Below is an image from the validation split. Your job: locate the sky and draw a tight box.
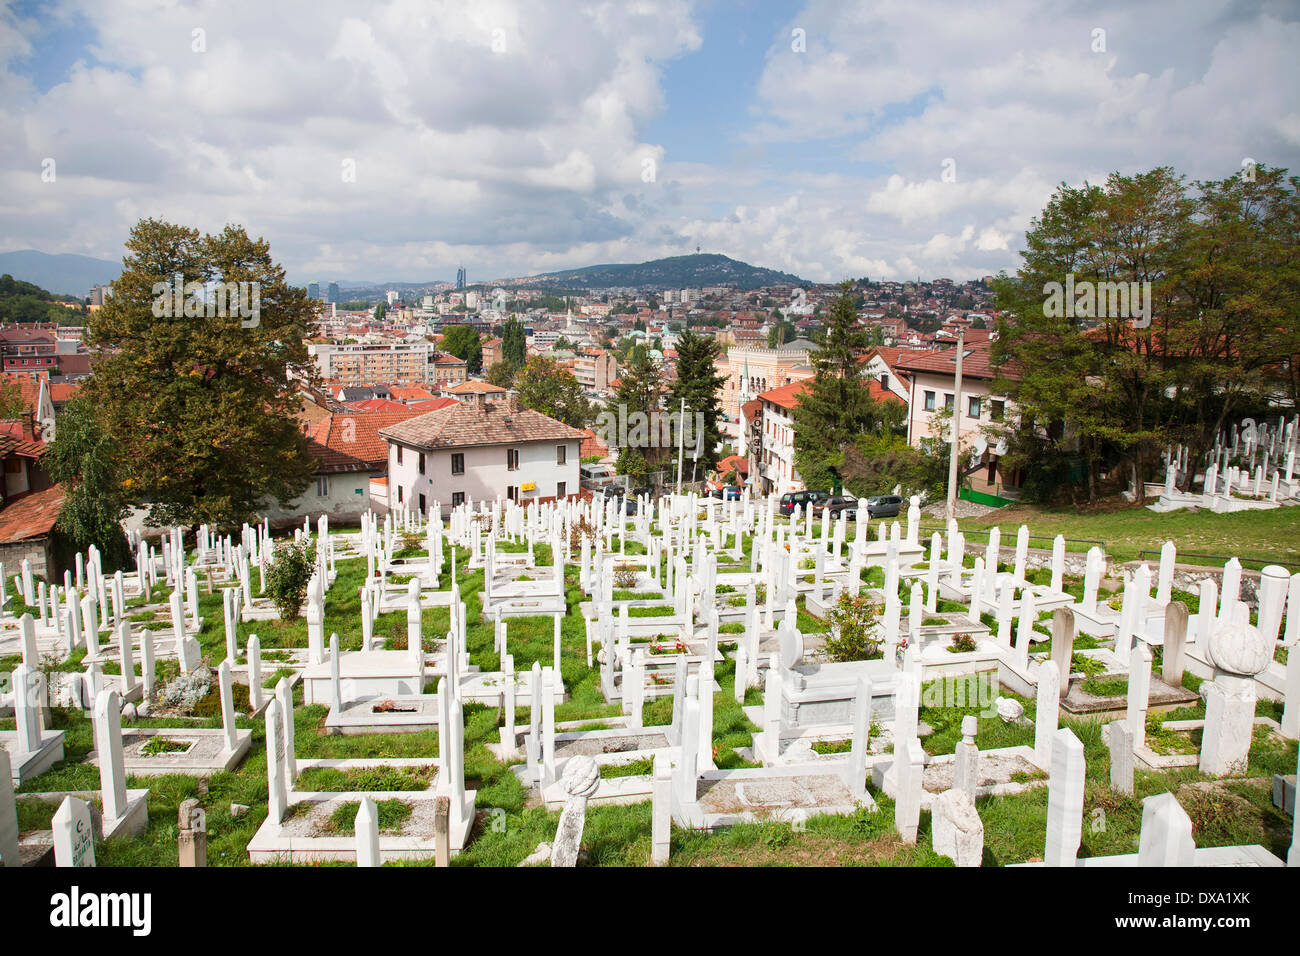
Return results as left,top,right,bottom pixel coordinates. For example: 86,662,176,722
1,0,1298,286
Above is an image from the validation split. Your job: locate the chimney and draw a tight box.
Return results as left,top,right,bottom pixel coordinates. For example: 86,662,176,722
20,411,34,441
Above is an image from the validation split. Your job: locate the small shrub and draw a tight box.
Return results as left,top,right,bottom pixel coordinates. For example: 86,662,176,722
824,592,883,662
948,633,978,654
613,562,638,589
159,668,212,714
265,539,318,621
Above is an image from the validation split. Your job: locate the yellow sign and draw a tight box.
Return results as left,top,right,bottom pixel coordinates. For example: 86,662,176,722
520,482,536,492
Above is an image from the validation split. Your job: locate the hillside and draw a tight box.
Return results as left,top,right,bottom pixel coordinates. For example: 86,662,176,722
0,273,85,323
520,253,808,291
0,249,120,297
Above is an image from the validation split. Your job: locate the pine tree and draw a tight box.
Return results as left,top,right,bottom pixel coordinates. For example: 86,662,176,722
792,281,882,490
502,317,526,367
669,328,727,479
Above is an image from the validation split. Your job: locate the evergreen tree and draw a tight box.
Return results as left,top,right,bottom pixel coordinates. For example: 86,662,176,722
669,328,727,479
502,316,526,367
793,281,892,490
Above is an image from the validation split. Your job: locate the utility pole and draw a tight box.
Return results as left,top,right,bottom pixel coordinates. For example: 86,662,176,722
946,329,965,521
676,398,687,496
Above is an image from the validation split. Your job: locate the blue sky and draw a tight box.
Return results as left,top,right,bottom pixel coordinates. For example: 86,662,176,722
1,0,1297,285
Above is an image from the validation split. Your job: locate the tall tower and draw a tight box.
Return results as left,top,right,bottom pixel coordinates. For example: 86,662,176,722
456,266,466,290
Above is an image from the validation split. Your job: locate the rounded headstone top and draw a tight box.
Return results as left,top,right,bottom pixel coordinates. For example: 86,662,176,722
1205,617,1273,677
960,715,978,740
562,755,601,798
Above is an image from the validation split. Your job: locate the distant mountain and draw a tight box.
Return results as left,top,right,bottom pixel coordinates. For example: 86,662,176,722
519,253,809,291
0,249,120,297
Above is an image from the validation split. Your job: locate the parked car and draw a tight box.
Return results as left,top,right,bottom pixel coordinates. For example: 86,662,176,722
864,494,904,518
817,495,860,518
709,485,743,500
778,490,830,516
580,463,618,491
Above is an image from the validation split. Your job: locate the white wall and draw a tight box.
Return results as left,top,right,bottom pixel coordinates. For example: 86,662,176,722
387,439,580,513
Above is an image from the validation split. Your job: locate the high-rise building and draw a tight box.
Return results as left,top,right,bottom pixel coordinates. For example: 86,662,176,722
456,267,466,290
308,281,320,300
327,282,340,304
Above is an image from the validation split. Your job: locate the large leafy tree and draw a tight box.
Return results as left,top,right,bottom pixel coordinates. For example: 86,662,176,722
792,281,898,490
993,164,1299,503
440,324,482,373
83,219,316,529
44,396,134,570
669,328,727,480
513,355,593,428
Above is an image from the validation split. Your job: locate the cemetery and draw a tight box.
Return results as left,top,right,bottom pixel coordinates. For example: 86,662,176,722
0,488,1295,870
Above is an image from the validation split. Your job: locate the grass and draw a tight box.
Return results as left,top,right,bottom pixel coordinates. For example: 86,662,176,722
323,798,413,836
953,502,1300,568
139,737,192,756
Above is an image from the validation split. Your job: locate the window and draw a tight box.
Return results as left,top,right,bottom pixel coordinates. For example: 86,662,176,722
556,444,566,465
418,453,426,475
397,486,403,504
991,400,1005,422
967,396,981,419
557,481,566,498
451,453,464,475
396,445,403,465
316,476,329,497
452,491,465,507
924,390,936,411
507,448,520,471
507,485,518,501
419,493,426,513
879,373,889,390
944,394,954,411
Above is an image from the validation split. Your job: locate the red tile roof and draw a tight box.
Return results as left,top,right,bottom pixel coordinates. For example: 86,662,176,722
0,483,64,542
406,397,460,413
307,410,422,472
893,341,1020,382
344,398,410,413
389,385,436,401
379,398,585,450
758,379,812,411
445,381,506,395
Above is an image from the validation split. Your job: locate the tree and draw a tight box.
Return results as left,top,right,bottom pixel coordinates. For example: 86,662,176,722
44,396,134,570
767,319,796,347
374,302,386,321
513,355,593,428
610,347,666,470
669,328,727,479
553,335,573,351
0,378,25,420
440,324,482,373
83,219,315,529
502,317,526,367
486,360,517,388
793,282,899,491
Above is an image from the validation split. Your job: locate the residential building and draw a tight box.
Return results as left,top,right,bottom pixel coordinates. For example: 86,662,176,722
572,347,618,392
308,340,437,386
440,381,507,405
379,397,583,516
894,342,1023,495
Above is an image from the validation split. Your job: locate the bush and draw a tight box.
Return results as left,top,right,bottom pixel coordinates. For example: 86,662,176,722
613,562,638,589
948,632,978,654
824,592,883,662
265,539,317,621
